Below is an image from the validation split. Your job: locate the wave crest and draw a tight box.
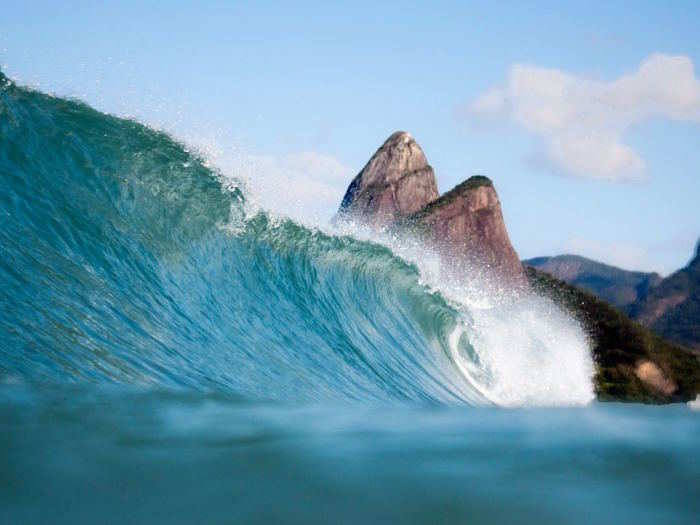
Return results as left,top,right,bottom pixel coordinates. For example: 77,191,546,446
0,72,593,406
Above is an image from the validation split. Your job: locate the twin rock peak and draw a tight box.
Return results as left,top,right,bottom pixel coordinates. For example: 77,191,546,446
337,131,525,285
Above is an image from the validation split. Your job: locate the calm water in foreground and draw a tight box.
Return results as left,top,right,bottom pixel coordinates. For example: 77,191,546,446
1,385,698,525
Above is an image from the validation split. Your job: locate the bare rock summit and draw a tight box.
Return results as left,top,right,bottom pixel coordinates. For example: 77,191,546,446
338,132,525,285
338,131,439,227
408,176,526,284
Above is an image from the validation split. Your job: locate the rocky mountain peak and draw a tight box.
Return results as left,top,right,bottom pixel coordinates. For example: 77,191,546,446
338,134,525,285
408,176,525,285
338,131,439,226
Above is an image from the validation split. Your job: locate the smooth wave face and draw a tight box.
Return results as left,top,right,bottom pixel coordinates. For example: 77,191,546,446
0,71,593,406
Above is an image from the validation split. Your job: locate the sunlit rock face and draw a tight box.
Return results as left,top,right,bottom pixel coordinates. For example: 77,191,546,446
338,131,439,227
408,176,526,285
338,132,525,285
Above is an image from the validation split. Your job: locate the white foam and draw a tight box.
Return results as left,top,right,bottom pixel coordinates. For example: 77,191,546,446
330,218,595,407
453,295,594,407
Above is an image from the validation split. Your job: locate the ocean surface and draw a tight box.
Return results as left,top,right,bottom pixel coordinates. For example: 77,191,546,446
1,71,698,524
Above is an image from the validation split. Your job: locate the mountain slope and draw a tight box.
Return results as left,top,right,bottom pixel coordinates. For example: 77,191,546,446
337,131,439,227
524,254,661,309
628,240,700,350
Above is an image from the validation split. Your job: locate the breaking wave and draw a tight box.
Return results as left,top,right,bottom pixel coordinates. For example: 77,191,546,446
0,71,593,406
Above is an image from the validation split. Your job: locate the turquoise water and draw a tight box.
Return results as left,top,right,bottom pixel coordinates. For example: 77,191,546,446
1,386,699,524
1,71,698,523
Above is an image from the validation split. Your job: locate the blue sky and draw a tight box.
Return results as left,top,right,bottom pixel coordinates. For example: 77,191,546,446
2,1,699,274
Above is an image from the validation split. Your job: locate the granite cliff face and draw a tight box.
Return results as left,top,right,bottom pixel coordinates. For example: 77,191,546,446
338,131,439,227
338,132,525,284
407,176,525,284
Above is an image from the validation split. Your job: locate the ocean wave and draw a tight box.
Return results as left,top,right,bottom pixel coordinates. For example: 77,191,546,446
0,71,593,406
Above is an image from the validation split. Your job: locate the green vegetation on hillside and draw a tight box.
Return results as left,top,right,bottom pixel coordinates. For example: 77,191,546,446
526,266,700,403
410,175,493,220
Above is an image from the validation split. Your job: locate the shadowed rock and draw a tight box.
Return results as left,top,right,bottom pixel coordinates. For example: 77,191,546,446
406,176,526,284
338,131,439,227
628,238,700,349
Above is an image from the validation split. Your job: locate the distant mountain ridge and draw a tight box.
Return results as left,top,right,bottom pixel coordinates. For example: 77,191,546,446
527,267,699,402
524,254,661,309
527,242,700,350
627,240,700,350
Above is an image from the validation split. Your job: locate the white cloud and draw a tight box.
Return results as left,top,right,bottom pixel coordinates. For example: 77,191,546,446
468,54,700,181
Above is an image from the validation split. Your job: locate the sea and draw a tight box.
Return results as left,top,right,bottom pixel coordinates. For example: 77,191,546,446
1,71,698,524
